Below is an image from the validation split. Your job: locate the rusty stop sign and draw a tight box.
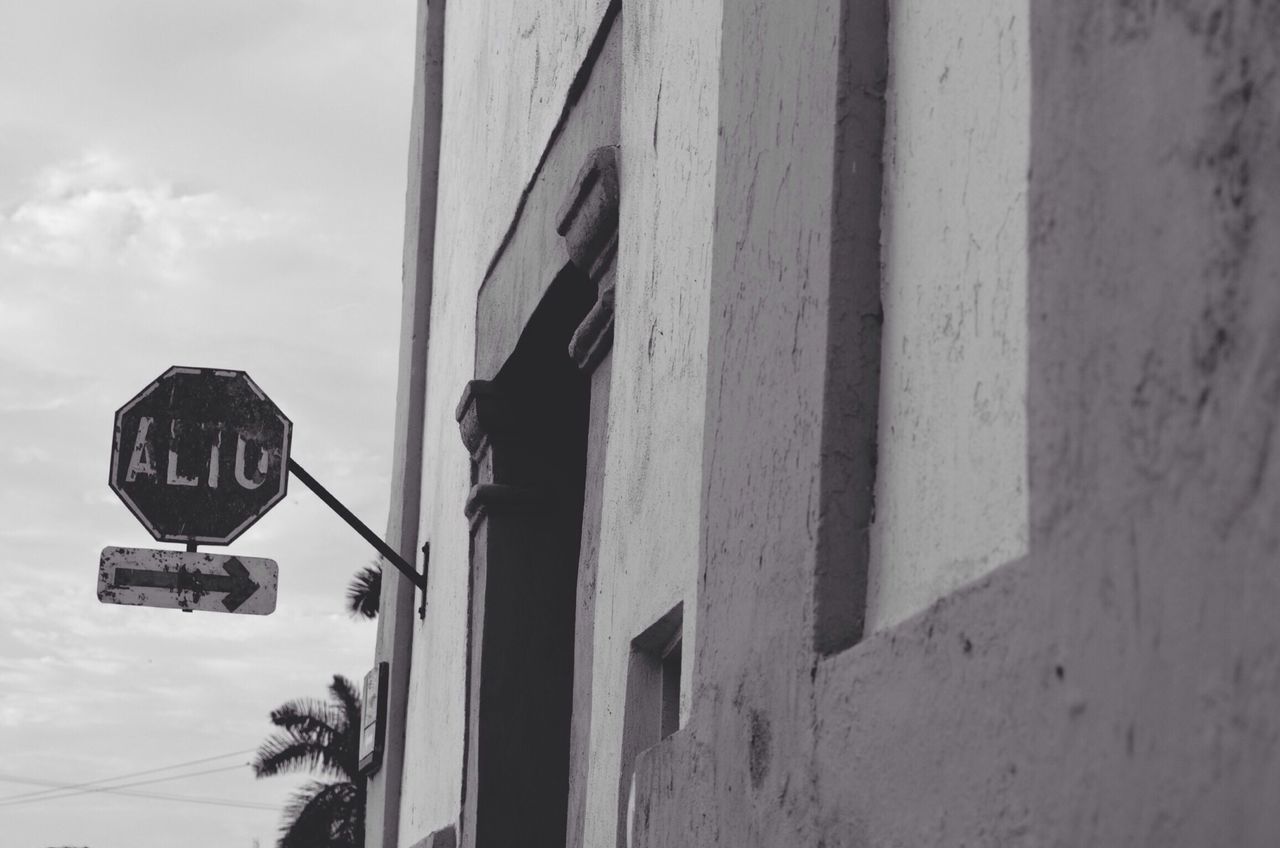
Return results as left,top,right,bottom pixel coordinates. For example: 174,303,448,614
109,366,292,545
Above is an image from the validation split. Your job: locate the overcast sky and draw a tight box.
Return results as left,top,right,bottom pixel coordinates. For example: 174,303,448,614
0,2,415,846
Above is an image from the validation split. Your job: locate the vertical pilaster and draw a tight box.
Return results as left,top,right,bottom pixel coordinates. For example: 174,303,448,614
556,145,620,848
367,2,446,847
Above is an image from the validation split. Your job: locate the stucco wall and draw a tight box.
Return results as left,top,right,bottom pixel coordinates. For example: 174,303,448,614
395,0,609,842
394,1,1280,846
631,1,1280,847
818,6,1280,838
867,0,1030,632
579,0,722,843
366,4,442,847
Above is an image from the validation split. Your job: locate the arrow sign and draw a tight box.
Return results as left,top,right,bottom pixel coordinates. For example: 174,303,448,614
98,547,278,615
114,558,260,611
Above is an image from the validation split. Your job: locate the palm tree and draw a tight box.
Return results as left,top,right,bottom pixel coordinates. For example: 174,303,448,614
346,560,381,619
253,675,364,848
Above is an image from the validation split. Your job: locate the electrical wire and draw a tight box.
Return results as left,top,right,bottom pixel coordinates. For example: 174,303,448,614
0,775,277,811
0,747,256,804
0,762,254,808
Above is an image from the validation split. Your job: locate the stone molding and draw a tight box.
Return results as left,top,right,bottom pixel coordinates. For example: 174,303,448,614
568,283,615,373
556,145,619,275
456,379,516,460
557,146,620,373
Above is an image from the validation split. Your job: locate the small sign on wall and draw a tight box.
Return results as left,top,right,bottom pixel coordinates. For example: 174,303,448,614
359,661,389,776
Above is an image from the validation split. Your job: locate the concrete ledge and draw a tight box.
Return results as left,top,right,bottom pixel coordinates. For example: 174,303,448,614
628,728,713,848
405,824,456,848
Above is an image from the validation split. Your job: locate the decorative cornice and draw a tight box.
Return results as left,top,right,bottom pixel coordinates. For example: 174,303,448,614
557,145,620,284
455,380,513,459
567,284,615,373
558,146,620,374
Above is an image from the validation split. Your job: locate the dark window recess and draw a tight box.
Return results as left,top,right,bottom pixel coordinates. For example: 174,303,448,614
659,634,682,741
617,603,684,846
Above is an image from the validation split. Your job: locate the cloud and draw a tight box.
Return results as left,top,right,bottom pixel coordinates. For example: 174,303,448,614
0,3,412,843
5,445,53,465
0,555,374,737
0,393,74,414
0,151,278,280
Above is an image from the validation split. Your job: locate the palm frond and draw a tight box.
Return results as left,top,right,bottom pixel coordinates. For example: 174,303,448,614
329,675,362,732
279,780,363,848
269,698,346,737
256,676,367,841
253,735,348,780
252,696,353,778
346,562,381,619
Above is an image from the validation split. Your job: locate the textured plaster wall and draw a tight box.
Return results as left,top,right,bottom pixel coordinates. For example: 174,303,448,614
818,5,1280,840
636,0,852,842
367,3,441,847
394,0,609,842
867,0,1030,632
579,0,722,843
631,1,1280,847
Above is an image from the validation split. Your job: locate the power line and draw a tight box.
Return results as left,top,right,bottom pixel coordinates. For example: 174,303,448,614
0,762,254,809
0,774,277,812
0,748,256,804
0,775,277,812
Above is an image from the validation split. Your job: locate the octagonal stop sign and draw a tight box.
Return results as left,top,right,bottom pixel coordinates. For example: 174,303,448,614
109,367,292,545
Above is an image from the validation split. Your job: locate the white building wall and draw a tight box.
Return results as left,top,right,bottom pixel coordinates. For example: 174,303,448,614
866,1,1031,631
397,1,610,842
398,0,1028,838
580,0,722,843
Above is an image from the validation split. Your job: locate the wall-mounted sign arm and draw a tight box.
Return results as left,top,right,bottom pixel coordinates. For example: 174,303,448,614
287,458,426,591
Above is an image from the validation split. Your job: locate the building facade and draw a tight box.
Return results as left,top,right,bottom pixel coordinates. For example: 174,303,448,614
369,1,1280,846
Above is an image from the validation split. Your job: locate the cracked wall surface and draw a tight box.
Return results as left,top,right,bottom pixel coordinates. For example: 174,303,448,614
388,0,1280,845
579,0,721,843
631,0,1280,846
867,0,1030,632
395,0,611,842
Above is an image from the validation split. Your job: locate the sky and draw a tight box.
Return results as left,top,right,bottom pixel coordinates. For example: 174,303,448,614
0,2,416,846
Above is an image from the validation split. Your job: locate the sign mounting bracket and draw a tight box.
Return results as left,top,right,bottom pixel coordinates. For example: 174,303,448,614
287,458,427,593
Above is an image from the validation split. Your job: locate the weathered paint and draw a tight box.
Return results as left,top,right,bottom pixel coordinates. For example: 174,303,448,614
382,0,1280,846
866,0,1031,631
365,1,446,845
97,546,278,615
576,0,722,842
394,0,616,841
109,366,292,545
630,1,1280,847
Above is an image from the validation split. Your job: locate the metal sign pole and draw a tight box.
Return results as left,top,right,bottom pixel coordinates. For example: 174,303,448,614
184,541,197,611
286,458,427,592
